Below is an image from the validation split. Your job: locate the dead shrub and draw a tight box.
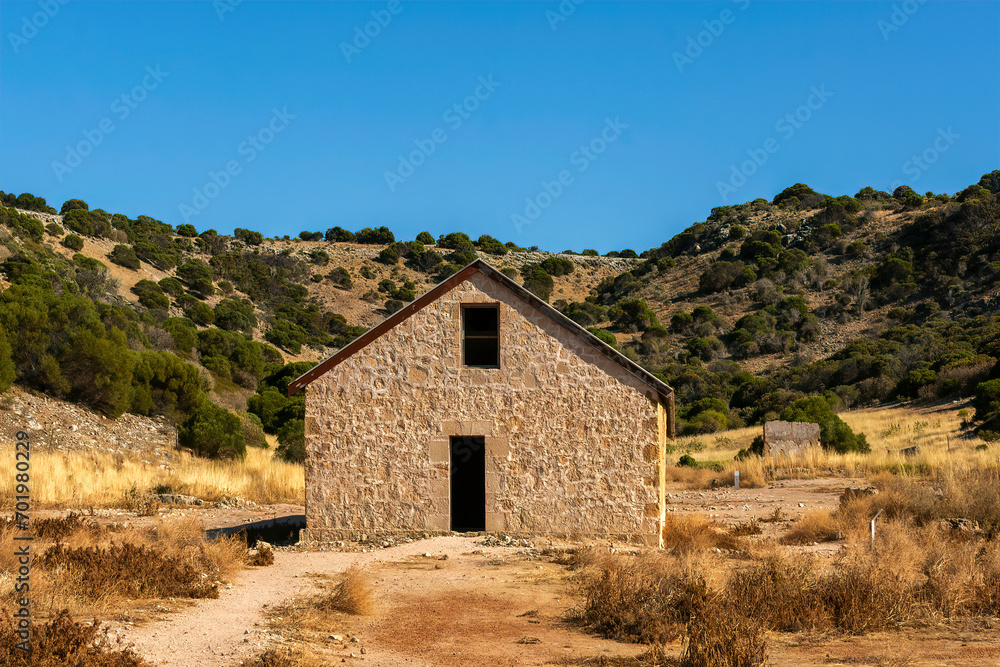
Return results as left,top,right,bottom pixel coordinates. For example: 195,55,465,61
247,541,275,567
121,486,160,517
661,515,741,553
681,594,767,667
1,513,109,541
0,609,149,666
779,511,843,545
819,548,917,634
36,542,219,601
318,565,374,615
726,554,828,632
579,553,704,644
729,521,762,537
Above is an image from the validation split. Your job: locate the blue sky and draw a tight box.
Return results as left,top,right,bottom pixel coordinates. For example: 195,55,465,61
1,1,997,253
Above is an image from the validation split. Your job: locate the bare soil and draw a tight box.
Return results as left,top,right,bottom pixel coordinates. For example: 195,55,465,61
95,476,1000,666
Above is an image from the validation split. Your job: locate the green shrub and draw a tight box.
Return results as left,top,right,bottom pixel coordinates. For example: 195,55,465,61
325,226,355,242
159,277,185,296
131,279,169,310
178,401,246,459
235,227,264,245
378,246,399,265
328,267,353,289
60,198,89,214
355,226,395,244
522,266,554,302
61,233,84,251
214,297,257,333
612,299,659,332
416,231,435,244
276,419,305,463
540,256,574,276
176,223,198,237
130,350,207,418
108,245,140,269
780,396,869,453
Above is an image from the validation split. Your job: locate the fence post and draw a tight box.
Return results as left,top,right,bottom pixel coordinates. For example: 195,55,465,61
870,508,884,545
734,470,740,490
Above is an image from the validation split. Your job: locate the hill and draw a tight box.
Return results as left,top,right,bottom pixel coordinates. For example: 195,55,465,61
1,172,999,459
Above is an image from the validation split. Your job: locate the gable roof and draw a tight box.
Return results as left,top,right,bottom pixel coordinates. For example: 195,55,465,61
287,258,673,402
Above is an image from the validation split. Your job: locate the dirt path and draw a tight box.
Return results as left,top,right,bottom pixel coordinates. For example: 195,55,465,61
117,535,640,667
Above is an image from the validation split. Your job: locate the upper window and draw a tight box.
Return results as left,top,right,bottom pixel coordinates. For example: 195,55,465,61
462,305,499,368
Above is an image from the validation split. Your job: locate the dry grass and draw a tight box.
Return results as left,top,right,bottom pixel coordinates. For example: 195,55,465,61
0,515,256,619
319,565,374,616
778,510,843,545
0,609,150,666
0,446,303,509
678,403,993,488
661,515,743,553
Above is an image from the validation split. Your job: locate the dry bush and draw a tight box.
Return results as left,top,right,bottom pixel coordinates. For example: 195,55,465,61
36,542,220,601
661,515,742,553
681,594,767,667
729,520,762,537
726,554,828,632
318,565,374,616
0,609,149,667
578,553,706,644
779,511,843,545
247,541,275,567
243,648,327,667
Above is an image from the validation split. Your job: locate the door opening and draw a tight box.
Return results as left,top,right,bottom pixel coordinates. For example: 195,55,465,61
450,436,486,532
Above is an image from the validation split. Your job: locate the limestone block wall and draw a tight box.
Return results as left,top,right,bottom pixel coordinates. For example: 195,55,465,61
301,273,670,546
763,420,821,457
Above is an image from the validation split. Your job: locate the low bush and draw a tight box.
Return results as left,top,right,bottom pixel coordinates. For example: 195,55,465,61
0,609,149,666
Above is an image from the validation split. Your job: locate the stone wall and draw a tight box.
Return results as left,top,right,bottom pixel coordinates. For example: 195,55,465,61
302,272,671,546
763,420,821,458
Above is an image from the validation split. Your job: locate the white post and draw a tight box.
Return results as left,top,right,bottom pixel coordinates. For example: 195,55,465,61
870,508,884,545
734,470,740,490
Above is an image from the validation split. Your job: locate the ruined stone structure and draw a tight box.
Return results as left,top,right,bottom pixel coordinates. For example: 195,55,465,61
289,260,674,547
763,420,821,458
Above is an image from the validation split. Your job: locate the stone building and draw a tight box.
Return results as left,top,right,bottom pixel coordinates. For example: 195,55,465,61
289,259,675,547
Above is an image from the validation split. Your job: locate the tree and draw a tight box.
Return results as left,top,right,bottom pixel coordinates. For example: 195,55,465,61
60,199,89,214
0,330,14,393
175,223,198,237
416,231,435,245
235,228,264,246
178,401,246,459
325,226,355,242
979,170,1000,194
276,419,305,463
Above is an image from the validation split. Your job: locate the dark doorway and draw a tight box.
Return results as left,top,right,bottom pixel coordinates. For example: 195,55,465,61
450,436,486,532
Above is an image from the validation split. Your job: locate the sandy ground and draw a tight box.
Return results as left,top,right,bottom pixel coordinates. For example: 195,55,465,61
104,478,1000,666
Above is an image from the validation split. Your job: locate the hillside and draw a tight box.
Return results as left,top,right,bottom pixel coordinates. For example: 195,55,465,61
1,173,999,460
